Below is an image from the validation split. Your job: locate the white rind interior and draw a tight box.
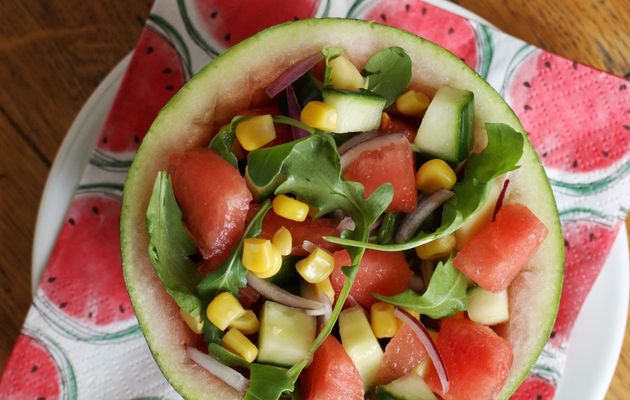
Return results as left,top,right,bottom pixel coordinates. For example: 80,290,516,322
121,19,563,400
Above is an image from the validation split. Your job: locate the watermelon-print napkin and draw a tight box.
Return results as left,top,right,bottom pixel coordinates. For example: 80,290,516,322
2,0,628,399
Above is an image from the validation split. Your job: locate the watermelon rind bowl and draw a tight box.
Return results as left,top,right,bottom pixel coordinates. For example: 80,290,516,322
121,18,564,400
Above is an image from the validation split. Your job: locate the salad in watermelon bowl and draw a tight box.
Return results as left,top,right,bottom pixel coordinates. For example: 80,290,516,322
120,19,563,400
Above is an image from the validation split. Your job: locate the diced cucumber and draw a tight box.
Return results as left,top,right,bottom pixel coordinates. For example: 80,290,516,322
376,371,437,400
323,88,386,133
467,286,510,325
454,179,503,249
414,86,474,162
257,301,316,366
339,307,384,389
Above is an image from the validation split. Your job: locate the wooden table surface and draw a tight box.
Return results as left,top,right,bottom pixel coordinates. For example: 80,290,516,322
0,0,628,397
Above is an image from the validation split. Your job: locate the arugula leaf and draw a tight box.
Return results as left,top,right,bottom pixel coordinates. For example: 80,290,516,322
272,115,316,136
326,123,524,251
207,343,250,368
197,200,272,299
244,359,308,400
293,72,323,107
374,258,467,318
208,116,247,168
322,47,344,87
362,47,412,107
146,172,202,319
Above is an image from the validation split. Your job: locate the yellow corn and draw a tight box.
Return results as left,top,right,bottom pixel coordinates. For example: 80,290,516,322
272,195,309,222
235,114,276,151
396,90,431,116
315,277,335,304
221,328,258,363
206,292,246,331
296,247,335,284
370,302,399,339
271,227,292,256
242,238,275,273
380,111,391,129
179,309,203,334
329,56,368,90
230,309,259,335
416,159,457,193
301,101,337,131
253,246,283,279
415,235,456,260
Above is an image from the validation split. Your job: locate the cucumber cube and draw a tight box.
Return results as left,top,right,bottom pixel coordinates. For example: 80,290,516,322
323,88,386,133
376,371,438,400
467,286,510,325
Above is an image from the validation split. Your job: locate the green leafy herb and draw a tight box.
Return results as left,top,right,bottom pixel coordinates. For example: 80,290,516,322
362,47,412,107
374,258,467,318
244,360,308,400
326,123,524,251
208,116,247,168
146,172,202,320
272,115,316,136
293,72,323,107
207,343,250,368
246,133,392,351
322,47,344,87
377,212,402,244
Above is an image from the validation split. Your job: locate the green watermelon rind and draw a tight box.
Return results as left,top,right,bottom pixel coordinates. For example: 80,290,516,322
120,19,564,400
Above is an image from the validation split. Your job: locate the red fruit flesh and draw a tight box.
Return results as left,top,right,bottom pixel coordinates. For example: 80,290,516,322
510,375,556,400
41,193,133,325
377,324,429,385
453,204,548,292
169,148,252,262
343,134,417,212
330,249,413,308
299,335,364,400
379,114,419,143
426,317,513,400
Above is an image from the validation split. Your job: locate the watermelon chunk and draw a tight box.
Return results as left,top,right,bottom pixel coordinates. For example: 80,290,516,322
330,249,413,308
376,324,429,385
453,204,548,292
426,317,513,400
299,335,364,400
169,148,252,262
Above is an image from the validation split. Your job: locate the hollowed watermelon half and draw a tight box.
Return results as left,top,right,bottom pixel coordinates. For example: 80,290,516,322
93,15,190,165
351,0,492,78
35,186,140,342
120,19,563,399
0,329,76,399
503,46,630,173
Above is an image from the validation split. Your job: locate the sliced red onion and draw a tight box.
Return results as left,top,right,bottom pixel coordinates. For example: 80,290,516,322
286,85,309,139
394,308,449,394
409,274,426,293
492,179,510,221
337,131,379,155
186,347,248,394
419,259,435,288
347,296,368,317
302,240,317,253
337,216,356,232
265,53,322,98
394,189,454,243
306,293,333,318
246,273,324,312
340,133,406,170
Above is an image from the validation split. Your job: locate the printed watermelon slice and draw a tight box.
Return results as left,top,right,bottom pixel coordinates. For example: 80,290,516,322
510,375,556,400
0,330,76,399
34,187,139,341
504,46,630,172
94,16,190,159
354,0,488,75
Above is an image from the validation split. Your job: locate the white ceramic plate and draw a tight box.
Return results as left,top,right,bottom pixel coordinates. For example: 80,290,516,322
31,3,628,399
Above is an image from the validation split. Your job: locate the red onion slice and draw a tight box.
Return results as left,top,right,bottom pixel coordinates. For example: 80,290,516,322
340,133,406,170
347,296,368,317
302,240,317,253
265,53,322,98
246,273,324,312
409,274,426,293
394,308,449,394
336,216,356,232
492,179,510,221
286,85,310,139
306,294,333,318
394,189,454,243
337,131,379,155
186,347,249,394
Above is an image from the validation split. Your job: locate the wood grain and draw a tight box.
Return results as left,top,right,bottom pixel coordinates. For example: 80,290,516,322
0,0,628,397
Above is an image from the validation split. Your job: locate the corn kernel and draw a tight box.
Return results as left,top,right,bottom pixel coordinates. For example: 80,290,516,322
416,159,457,193
396,90,431,116
179,309,203,334
253,246,283,279
242,238,275,273
230,309,259,335
415,235,456,260
315,277,335,304
272,195,309,222
370,302,399,339
301,101,337,131
206,292,246,331
235,114,276,151
329,56,368,90
271,227,292,256
221,328,258,363
380,111,391,130
296,247,334,284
